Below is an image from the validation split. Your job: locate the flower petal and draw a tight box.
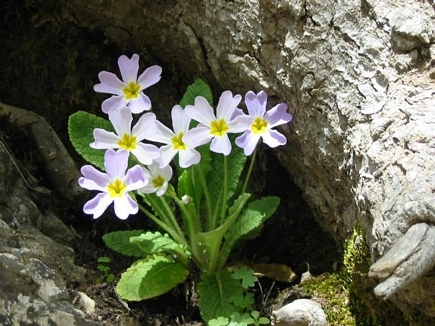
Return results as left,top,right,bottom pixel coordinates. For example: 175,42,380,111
185,97,216,126
132,112,156,141
216,91,242,120
90,129,121,149
156,183,169,197
245,90,267,117
171,105,191,134
147,121,175,144
129,93,152,113
235,131,260,156
227,115,252,133
83,193,113,219
94,71,125,95
108,107,132,136
262,129,287,148
102,95,125,113
265,103,292,127
132,143,160,165
210,134,232,155
79,165,109,190
158,144,177,167
124,165,147,191
138,65,162,89
183,126,213,148
105,149,129,179
178,148,201,168
118,54,139,83
113,194,138,219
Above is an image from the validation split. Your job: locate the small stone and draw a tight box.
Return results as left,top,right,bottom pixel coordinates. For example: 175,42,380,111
76,291,96,316
271,299,328,326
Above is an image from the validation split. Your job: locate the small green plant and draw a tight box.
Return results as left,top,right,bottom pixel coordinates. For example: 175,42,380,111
68,54,292,322
96,256,115,284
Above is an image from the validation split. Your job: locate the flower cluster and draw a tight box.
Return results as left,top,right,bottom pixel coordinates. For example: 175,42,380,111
79,54,292,220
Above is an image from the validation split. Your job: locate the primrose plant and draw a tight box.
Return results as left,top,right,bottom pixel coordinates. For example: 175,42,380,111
68,54,292,323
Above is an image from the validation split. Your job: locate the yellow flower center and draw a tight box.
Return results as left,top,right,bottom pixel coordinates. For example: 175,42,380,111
251,117,268,134
123,81,141,100
171,132,187,150
107,179,127,198
210,119,229,137
152,175,165,189
118,133,137,150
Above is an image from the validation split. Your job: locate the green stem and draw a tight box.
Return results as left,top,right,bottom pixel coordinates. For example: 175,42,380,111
196,163,213,229
170,193,205,269
219,155,229,226
159,193,186,243
138,204,185,245
241,146,258,194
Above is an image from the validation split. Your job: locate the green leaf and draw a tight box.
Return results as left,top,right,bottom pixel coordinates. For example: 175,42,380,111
129,231,183,255
179,78,213,108
68,111,114,170
116,254,189,301
97,256,111,263
228,312,251,326
231,292,254,309
209,317,229,326
102,230,147,257
177,144,211,206
223,196,280,260
231,266,258,289
198,269,245,322
207,139,247,225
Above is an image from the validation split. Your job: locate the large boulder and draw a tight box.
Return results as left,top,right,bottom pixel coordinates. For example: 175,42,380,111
57,0,435,317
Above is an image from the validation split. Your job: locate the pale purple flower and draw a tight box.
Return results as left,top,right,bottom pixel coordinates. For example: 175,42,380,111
90,106,160,165
139,162,173,197
235,90,292,155
183,91,252,156
94,54,162,114
78,149,147,220
146,105,201,168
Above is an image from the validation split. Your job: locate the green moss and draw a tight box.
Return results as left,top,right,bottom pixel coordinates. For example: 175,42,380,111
299,224,431,326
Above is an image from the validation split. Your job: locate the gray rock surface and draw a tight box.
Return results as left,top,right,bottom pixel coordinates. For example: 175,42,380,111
0,135,96,325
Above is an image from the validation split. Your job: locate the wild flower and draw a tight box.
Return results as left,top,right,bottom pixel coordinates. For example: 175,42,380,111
78,149,147,220
94,54,162,113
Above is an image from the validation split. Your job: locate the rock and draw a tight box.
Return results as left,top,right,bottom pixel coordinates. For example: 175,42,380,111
0,134,96,325
76,291,96,316
271,299,328,326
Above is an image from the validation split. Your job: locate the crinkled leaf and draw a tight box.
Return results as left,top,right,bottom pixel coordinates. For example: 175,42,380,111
223,196,280,260
68,111,114,170
198,269,244,322
116,254,189,301
129,231,182,255
102,230,146,257
179,78,213,108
